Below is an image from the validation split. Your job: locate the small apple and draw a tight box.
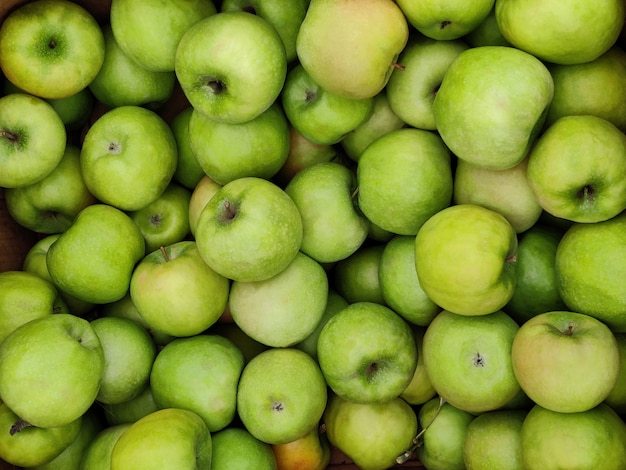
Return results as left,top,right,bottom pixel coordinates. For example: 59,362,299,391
169,106,205,190
211,427,278,470
100,385,159,427
332,244,387,305
464,6,512,47
80,423,132,470
208,321,269,363
400,325,437,406
271,425,330,470
188,175,222,236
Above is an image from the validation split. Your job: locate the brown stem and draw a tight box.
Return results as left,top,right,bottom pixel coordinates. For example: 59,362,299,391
10,419,33,435
160,246,170,262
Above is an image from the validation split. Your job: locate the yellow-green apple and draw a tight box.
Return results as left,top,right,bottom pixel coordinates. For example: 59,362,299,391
211,427,278,470
236,348,327,445
400,325,437,406
464,6,512,47
169,107,205,190
296,0,409,100
495,0,625,65
188,175,221,236
323,393,417,470
150,334,245,432
284,161,369,264
194,176,303,282
80,105,178,211
0,313,104,428
526,115,626,223
0,0,105,99
511,310,621,413
46,204,145,304
229,252,328,347
356,128,453,235
271,425,330,470
110,408,212,469
433,45,553,170
80,423,131,470
520,403,626,469
110,0,217,72
175,11,287,124
605,333,626,415
0,93,66,188
423,310,521,413
281,64,374,145
100,385,159,426
4,144,95,234
332,245,386,305
414,204,518,316
317,301,417,403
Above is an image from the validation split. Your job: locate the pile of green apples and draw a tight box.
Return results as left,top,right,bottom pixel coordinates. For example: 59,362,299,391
0,0,625,469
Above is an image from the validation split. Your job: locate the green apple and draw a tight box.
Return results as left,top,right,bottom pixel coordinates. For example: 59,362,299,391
110,408,212,470
110,0,217,72
130,240,229,337
5,144,95,234
385,36,468,131
526,115,626,223
150,334,245,432
208,321,269,364
512,310,621,413
414,204,518,316
554,212,626,332
546,46,626,132
0,0,105,99
80,423,131,470
175,11,287,124
210,427,278,470
88,24,176,110
169,107,205,190
396,0,495,40
520,403,626,469
188,175,222,236
100,385,159,426
284,161,369,264
317,301,417,403
356,128,453,235
281,64,374,145
272,425,330,470
378,235,440,327
80,105,178,211
189,102,289,185
296,0,409,100
194,176,303,282
495,0,625,65
323,393,417,470
236,348,327,445
47,204,145,304
332,244,386,305
433,45,553,170
464,6,512,47
605,333,626,415
453,156,543,233
229,251,329,347
0,313,104,428
0,93,66,188
423,310,521,413
128,183,191,254
400,325,437,406
91,317,157,405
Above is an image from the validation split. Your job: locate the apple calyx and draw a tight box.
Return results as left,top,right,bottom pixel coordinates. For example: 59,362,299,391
440,20,452,30
107,141,122,154
0,129,21,145
203,77,226,96
271,401,285,413
473,352,486,368
396,395,446,464
10,418,33,435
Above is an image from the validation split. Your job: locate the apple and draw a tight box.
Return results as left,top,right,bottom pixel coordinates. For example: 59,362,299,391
323,393,418,470
4,144,95,234
400,325,437,406
150,334,245,432
110,408,212,470
526,114,626,223
80,105,178,212
236,348,327,445
100,385,160,426
211,427,278,470
0,0,105,99
46,204,145,304
188,175,222,236
271,425,330,470
414,204,518,316
0,313,104,428
423,310,521,413
281,64,374,145
332,244,387,305
605,333,626,416
317,301,417,403
130,240,229,337
284,161,369,264
511,310,621,413
0,93,66,188
495,0,625,65
188,102,290,185
464,6,512,47
194,176,303,282
432,45,553,170
175,11,287,124
110,0,217,72
169,107,205,190
80,423,132,470
356,128,453,236
296,0,409,100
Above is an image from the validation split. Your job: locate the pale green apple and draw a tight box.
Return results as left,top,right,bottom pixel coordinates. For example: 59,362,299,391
333,245,386,305
169,107,205,190
433,45,553,170
527,115,626,223
357,128,453,235
400,325,437,406
80,423,131,470
605,333,626,415
210,427,278,470
414,204,518,316
188,175,222,236
296,0,409,100
100,385,159,426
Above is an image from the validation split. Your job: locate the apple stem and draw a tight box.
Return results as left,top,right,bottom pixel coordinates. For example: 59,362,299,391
160,246,170,262
396,395,446,464
505,254,517,263
0,129,20,143
10,419,33,435
564,321,576,336
392,62,406,71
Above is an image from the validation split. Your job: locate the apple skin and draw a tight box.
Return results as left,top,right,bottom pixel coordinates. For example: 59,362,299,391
433,45,553,170
464,6,512,47
511,310,621,413
169,107,205,190
100,385,160,427
0,313,104,428
188,175,222,237
400,325,437,406
80,423,132,470
526,115,626,223
211,427,278,470
0,0,105,99
271,425,330,470
332,245,387,305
